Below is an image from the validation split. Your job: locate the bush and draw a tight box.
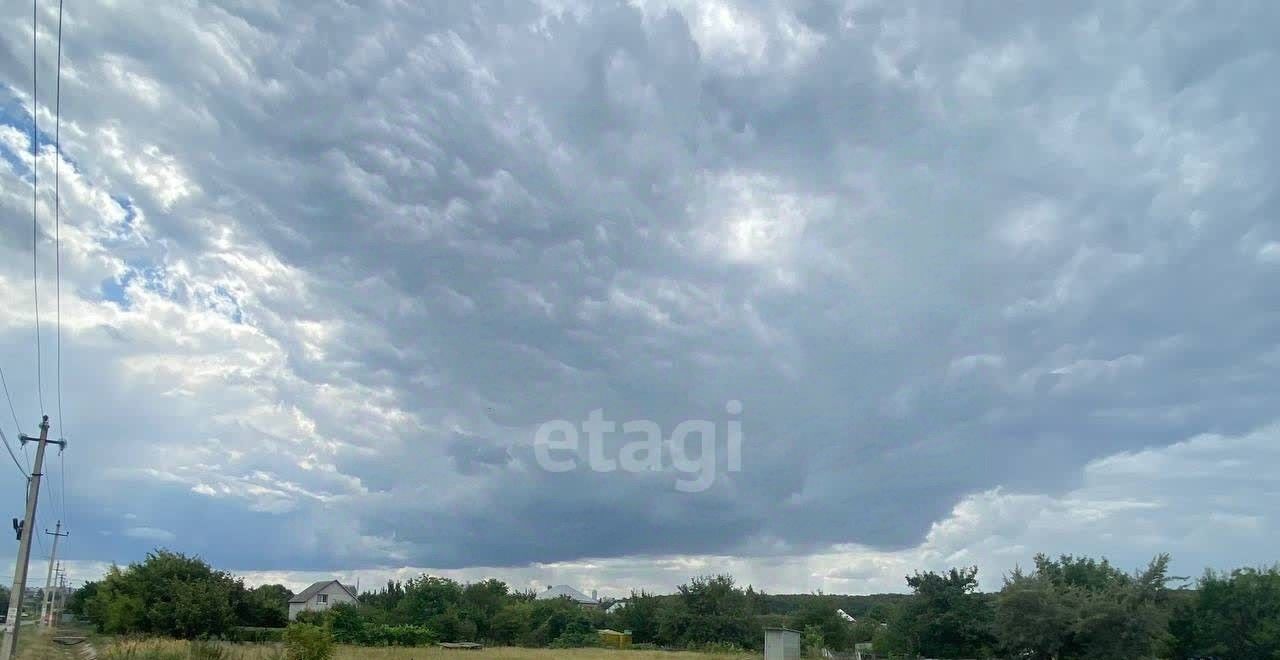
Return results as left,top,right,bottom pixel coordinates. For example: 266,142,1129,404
364,624,438,647
225,627,285,643
283,624,334,660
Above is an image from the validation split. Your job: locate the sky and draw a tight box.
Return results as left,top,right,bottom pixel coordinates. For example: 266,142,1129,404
0,0,1278,597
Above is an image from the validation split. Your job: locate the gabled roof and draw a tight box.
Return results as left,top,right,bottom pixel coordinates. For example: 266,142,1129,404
534,584,597,604
289,580,358,604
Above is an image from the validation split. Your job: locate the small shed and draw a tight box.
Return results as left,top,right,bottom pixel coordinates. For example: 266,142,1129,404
597,629,632,649
764,627,801,660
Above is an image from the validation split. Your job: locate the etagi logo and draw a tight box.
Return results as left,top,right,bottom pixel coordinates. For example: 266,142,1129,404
533,401,743,493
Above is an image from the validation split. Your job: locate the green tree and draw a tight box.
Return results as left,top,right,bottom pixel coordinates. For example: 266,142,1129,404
995,569,1077,659
665,575,758,649
84,550,244,637
995,553,1175,659
238,584,292,628
490,602,533,645
1166,566,1280,659
790,595,852,651
883,567,994,657
609,591,664,643
802,624,825,657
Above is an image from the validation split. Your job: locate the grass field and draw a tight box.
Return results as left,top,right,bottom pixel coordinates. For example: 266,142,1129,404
101,639,757,660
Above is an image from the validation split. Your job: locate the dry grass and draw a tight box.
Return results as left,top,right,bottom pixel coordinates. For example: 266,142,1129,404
100,639,756,660
336,648,754,660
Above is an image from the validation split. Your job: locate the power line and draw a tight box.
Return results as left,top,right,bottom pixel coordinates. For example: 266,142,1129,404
54,0,65,448
53,0,68,534
31,0,46,417
0,425,27,478
58,450,67,533
0,367,23,437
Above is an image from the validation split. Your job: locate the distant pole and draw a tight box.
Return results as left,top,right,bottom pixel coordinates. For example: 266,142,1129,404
51,564,65,627
1,416,64,660
42,520,67,626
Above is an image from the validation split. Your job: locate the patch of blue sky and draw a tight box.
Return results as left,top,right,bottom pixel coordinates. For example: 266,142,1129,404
0,84,82,178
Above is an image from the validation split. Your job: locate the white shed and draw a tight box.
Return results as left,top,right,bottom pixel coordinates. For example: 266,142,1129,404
764,627,801,660
288,580,358,620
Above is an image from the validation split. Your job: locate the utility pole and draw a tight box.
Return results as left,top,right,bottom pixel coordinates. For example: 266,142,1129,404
42,520,67,626
1,416,64,660
50,564,65,628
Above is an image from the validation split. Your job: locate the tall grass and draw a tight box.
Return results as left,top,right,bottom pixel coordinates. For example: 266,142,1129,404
101,639,283,660
100,639,754,660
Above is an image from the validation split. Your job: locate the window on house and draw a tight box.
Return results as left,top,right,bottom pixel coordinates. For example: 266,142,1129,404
316,594,328,604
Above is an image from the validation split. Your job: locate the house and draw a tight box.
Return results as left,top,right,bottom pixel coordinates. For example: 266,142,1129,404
288,580,358,620
534,584,599,608
837,608,856,622
606,600,628,614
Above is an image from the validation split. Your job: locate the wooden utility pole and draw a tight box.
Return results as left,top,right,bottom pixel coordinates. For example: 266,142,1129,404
1,416,65,660
42,520,67,626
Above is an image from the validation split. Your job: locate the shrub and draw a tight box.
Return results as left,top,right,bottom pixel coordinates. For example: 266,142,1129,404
283,624,334,660
225,627,285,643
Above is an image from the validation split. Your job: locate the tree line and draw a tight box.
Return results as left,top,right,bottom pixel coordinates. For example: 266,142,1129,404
67,549,1279,658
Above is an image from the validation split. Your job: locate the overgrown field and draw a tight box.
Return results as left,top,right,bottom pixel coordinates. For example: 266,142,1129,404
101,639,756,660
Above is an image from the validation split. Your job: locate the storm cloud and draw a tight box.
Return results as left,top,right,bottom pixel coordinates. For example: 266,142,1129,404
1,0,1278,593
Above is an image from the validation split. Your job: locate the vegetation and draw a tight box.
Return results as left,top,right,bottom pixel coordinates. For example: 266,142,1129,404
1166,566,1280,659
79,550,291,638
102,639,753,660
283,624,335,660
76,547,1280,657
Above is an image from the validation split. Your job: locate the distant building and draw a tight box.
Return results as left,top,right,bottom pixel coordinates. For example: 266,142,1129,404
288,580,358,620
837,608,856,622
606,600,628,614
535,584,599,608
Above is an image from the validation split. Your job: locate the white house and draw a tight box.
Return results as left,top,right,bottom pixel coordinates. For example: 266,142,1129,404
535,585,599,608
288,580,358,620
606,600,628,614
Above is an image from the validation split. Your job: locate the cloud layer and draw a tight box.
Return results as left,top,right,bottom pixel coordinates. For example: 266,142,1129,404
0,0,1278,592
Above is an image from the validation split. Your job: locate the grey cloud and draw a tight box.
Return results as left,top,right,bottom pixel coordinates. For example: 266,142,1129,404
0,0,1277,580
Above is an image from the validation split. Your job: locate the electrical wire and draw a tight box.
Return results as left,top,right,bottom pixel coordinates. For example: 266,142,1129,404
53,0,69,534
58,451,67,534
0,366,23,438
31,0,46,417
0,425,28,478
54,0,65,448
1,366,32,475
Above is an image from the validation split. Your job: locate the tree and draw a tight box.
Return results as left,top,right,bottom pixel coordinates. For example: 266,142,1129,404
801,625,825,657
84,550,244,637
490,602,532,645
883,567,994,657
790,595,852,651
995,553,1175,659
66,581,98,618
609,590,664,643
994,569,1076,659
1166,566,1280,659
655,575,759,650
239,584,292,628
